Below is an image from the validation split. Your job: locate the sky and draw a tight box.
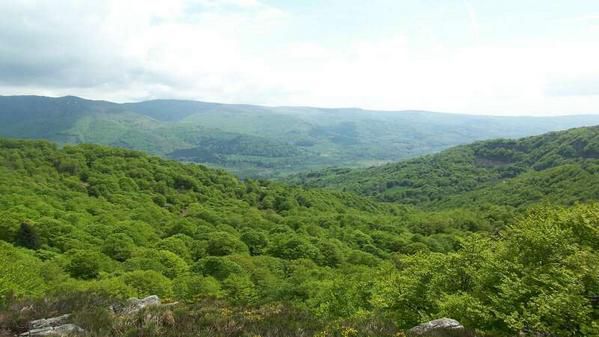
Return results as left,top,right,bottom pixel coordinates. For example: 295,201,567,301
1,0,599,116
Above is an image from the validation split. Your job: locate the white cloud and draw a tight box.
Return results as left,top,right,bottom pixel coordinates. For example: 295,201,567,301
570,14,599,22
0,0,598,116
462,0,481,41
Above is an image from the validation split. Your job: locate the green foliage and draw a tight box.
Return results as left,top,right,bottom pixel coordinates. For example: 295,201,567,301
370,204,599,336
240,230,269,255
0,136,596,336
3,95,598,178
172,274,222,302
15,223,40,250
223,274,259,305
193,257,244,281
289,126,599,211
66,250,104,279
206,232,249,256
121,270,173,299
103,233,136,262
0,242,47,305
124,249,189,279
269,235,320,260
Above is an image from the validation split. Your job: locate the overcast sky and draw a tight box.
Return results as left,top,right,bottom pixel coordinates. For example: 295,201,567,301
1,0,599,116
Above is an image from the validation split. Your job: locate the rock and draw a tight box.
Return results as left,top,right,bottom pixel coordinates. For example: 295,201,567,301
28,314,71,330
407,318,467,337
20,323,84,337
20,314,83,336
117,295,161,315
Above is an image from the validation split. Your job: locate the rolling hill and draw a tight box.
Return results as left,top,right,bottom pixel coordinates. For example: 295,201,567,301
286,126,599,210
2,95,599,177
0,137,597,336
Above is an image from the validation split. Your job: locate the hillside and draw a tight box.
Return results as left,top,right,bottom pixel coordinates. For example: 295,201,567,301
2,95,599,178
0,138,597,336
287,126,599,209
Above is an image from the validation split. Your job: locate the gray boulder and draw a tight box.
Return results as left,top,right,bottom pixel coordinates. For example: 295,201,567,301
407,318,468,337
28,314,71,330
118,295,161,315
20,323,84,337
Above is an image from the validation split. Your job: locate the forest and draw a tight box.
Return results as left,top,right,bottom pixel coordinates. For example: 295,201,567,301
287,126,599,209
0,127,597,336
2,95,599,178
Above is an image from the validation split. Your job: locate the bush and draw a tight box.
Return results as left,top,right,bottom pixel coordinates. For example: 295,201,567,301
15,223,40,250
206,232,249,256
240,230,269,256
66,250,104,279
103,234,136,262
192,257,244,281
222,274,258,305
173,274,222,302
124,250,189,279
121,270,173,299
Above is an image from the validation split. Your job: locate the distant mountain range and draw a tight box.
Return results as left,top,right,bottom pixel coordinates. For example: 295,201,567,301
1,95,598,177
286,126,599,210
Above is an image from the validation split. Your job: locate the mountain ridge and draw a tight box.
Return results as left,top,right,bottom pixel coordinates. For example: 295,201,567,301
286,125,599,209
2,95,599,178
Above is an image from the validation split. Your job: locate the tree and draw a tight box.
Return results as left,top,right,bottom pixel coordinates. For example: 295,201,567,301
268,236,320,260
15,223,40,250
173,274,222,302
316,241,344,267
223,274,258,305
66,250,103,279
103,233,135,262
192,256,244,281
240,230,269,256
121,270,173,298
206,232,248,256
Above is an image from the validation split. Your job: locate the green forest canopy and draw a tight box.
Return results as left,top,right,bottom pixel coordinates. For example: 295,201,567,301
287,126,599,209
2,95,599,178
0,132,597,336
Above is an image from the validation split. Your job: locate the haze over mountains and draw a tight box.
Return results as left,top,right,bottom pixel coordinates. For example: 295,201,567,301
2,95,598,177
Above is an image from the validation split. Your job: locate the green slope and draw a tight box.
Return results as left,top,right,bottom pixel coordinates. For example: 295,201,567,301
2,95,599,178
287,126,599,209
0,138,597,336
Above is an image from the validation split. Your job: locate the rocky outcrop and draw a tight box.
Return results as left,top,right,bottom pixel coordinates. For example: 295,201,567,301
20,324,84,337
112,295,161,315
20,296,163,336
407,318,468,337
20,314,84,337
28,314,71,331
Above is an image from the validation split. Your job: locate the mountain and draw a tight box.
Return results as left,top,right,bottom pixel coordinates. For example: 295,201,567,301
286,126,599,210
0,137,597,336
2,95,599,177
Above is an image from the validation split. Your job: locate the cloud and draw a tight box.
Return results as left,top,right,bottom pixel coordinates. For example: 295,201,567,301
462,0,481,41
546,74,599,97
0,0,599,116
0,0,288,101
570,14,599,22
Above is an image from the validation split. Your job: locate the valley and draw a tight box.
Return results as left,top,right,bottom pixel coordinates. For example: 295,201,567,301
1,125,597,336
2,95,599,178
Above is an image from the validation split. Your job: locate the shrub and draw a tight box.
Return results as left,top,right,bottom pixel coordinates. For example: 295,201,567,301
66,250,104,279
121,270,173,299
103,234,136,262
206,232,249,256
173,274,222,302
192,257,244,281
14,223,40,250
